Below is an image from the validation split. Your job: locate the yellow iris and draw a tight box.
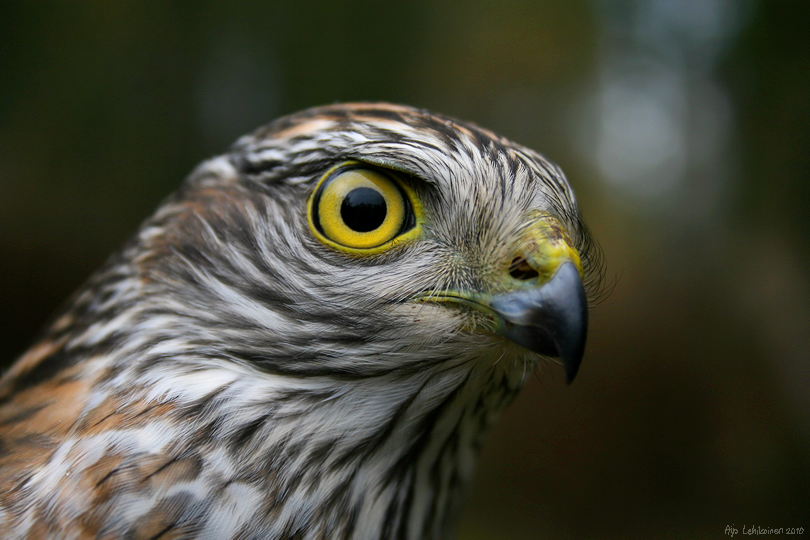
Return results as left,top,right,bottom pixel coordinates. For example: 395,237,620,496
309,165,419,251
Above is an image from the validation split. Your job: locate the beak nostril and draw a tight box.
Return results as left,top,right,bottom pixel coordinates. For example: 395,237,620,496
508,257,539,281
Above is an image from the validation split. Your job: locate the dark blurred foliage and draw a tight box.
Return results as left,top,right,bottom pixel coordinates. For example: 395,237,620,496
1,1,807,538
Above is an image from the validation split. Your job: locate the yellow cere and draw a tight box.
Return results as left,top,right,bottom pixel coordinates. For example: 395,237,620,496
523,212,584,281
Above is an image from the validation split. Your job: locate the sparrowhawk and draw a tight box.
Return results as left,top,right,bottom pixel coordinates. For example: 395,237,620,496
0,103,602,539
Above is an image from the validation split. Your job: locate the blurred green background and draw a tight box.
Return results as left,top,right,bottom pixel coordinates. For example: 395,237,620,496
1,1,808,538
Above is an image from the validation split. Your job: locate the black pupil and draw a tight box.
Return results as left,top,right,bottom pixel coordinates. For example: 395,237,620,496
341,187,387,232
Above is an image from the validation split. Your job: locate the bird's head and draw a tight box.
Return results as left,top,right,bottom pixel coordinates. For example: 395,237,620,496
120,102,601,393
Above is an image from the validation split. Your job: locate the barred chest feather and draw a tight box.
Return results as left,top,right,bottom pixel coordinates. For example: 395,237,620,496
1,343,526,540
0,103,600,539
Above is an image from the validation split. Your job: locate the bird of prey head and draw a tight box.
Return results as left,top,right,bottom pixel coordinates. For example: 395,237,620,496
0,103,602,539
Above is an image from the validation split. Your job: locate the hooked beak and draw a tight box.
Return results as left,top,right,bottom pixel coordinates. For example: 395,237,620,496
418,212,589,384
489,261,587,384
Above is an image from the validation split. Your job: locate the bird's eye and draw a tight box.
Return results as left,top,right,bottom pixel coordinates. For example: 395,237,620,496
309,164,419,252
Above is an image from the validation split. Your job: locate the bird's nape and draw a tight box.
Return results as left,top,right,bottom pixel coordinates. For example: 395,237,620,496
0,102,602,540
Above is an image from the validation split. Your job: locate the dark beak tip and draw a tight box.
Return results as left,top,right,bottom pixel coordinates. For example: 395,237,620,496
564,353,583,385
